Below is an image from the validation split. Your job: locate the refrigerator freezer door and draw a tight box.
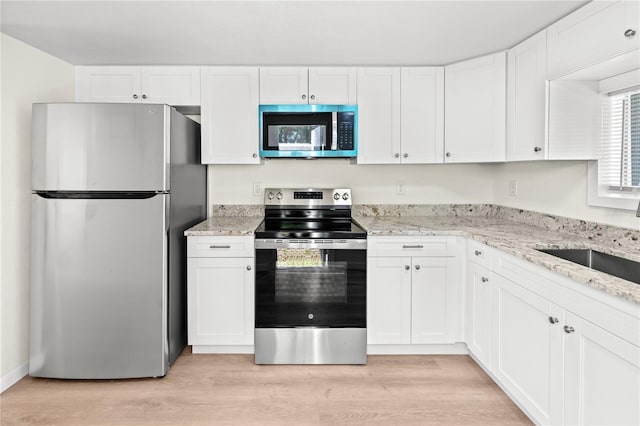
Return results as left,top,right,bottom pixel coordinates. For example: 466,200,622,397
32,103,170,191
30,193,169,379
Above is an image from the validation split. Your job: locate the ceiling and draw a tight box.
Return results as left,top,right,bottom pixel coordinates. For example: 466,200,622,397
1,0,589,66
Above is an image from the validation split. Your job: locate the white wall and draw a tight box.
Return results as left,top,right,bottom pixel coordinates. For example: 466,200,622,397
207,160,496,208
493,161,640,229
0,33,74,389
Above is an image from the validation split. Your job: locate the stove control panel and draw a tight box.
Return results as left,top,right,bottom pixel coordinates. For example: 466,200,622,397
264,188,352,207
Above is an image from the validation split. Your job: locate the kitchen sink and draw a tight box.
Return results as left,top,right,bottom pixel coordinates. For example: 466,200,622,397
537,249,640,285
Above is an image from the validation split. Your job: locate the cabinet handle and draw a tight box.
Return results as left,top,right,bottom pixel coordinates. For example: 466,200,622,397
445,152,451,158
252,153,258,158
209,245,231,249
301,94,307,100
481,277,489,283
402,245,424,249
142,94,147,100
564,325,575,334
246,265,252,271
404,265,410,270
534,146,542,152
548,316,559,324
394,153,400,158
624,29,636,38
403,153,408,158
415,265,421,270
132,94,139,99
310,94,316,100
474,250,482,256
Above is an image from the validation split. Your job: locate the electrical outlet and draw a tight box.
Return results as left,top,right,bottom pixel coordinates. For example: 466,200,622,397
253,182,262,196
396,183,405,195
508,180,518,196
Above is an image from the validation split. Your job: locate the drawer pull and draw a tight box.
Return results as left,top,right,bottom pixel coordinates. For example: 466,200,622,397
481,277,489,283
209,244,231,249
402,245,424,249
474,250,482,256
564,325,575,334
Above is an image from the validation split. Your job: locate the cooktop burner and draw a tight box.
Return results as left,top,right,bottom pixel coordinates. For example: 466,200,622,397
254,188,367,240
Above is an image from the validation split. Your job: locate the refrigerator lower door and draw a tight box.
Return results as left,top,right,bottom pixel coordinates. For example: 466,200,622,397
30,193,169,379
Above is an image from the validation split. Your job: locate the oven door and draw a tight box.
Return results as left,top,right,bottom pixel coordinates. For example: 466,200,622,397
255,239,366,328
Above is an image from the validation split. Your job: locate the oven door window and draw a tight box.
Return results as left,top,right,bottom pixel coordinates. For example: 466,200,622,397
255,247,366,328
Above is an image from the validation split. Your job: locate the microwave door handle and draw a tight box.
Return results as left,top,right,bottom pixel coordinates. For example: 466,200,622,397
332,112,338,150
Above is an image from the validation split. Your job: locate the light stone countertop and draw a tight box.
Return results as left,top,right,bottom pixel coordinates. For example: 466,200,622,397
355,215,640,306
184,216,263,236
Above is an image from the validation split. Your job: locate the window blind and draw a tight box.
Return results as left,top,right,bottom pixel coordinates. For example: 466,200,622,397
598,88,640,194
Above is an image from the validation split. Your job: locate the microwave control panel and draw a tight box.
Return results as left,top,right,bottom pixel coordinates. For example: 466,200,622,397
337,112,355,150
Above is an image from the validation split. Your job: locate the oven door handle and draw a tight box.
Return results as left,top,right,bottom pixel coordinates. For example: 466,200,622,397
255,238,367,250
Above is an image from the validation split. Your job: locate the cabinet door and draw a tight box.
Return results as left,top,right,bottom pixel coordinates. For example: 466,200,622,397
75,66,141,103
308,67,356,104
506,31,547,161
563,312,640,426
140,66,200,105
547,0,640,79
444,52,506,163
367,256,411,344
400,67,445,164
411,257,458,344
356,67,401,164
259,67,308,104
187,257,254,346
200,66,260,164
466,262,492,368
492,274,563,425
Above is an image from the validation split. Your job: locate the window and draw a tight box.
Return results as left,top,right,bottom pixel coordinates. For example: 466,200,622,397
588,86,640,210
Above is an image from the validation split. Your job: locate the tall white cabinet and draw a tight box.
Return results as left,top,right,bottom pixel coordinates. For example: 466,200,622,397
200,67,260,164
444,52,506,163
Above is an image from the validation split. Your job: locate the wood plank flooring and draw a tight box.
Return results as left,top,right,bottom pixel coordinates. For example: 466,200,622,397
0,350,532,425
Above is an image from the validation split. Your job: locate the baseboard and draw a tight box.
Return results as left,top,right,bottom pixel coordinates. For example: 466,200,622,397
1,361,28,394
367,342,469,355
191,345,254,354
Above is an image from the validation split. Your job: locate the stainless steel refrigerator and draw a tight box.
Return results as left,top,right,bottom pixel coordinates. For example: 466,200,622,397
29,103,206,379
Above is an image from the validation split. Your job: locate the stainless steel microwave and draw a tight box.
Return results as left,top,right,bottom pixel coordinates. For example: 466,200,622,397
259,105,358,158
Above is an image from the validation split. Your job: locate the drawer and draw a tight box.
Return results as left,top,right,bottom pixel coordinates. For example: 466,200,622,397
187,236,254,258
367,236,457,257
467,240,492,268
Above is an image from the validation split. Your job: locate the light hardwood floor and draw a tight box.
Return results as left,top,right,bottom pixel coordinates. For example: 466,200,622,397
1,351,532,425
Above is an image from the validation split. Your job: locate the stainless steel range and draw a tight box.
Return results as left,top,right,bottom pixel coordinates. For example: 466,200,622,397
254,188,367,364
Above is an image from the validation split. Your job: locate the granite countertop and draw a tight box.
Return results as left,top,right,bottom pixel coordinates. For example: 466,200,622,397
356,215,640,306
184,216,263,236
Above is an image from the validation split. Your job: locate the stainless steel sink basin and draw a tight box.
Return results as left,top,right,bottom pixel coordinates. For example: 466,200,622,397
537,249,640,285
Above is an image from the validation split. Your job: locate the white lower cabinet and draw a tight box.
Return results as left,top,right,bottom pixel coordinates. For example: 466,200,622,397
489,250,640,425
367,237,461,348
186,236,254,353
465,261,493,368
492,274,563,425
563,312,640,426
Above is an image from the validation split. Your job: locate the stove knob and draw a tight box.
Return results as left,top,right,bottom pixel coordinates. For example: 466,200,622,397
276,192,283,200
342,193,349,201
267,192,274,200
333,193,341,200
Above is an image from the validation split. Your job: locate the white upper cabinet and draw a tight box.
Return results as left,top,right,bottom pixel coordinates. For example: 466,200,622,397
400,67,445,164
200,66,260,164
444,52,506,163
75,66,200,105
506,31,548,162
547,0,640,79
259,67,356,104
356,67,401,164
